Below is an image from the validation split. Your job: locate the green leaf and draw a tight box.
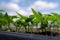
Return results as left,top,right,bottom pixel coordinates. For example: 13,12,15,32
31,8,42,22
16,12,27,20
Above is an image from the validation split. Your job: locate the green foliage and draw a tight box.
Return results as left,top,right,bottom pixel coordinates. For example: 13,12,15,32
0,10,5,12
31,8,42,22
0,9,60,33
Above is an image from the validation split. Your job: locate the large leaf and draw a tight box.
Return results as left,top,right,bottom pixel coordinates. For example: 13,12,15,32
16,12,27,20
31,8,42,22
